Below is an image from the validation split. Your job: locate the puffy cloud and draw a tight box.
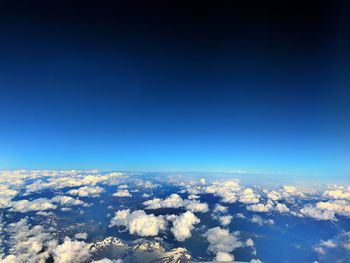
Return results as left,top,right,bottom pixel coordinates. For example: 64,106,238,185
143,194,184,209
112,189,132,197
246,238,254,247
200,178,206,185
68,186,104,197
250,215,274,226
213,204,228,213
205,227,243,261
74,232,88,240
204,180,241,204
2,218,57,263
247,200,290,214
188,194,200,199
313,231,350,255
170,211,200,241
316,201,350,217
239,188,259,204
217,215,233,226
324,187,350,200
267,190,281,201
247,202,272,213
184,200,209,213
300,206,336,221
52,237,91,263
275,203,290,213
51,196,85,206
10,198,57,213
212,203,232,226
0,185,18,199
22,170,123,194
215,251,234,262
143,194,208,213
109,209,167,237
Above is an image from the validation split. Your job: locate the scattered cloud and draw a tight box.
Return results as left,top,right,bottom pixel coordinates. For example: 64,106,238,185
205,227,243,262
109,209,167,237
68,186,104,197
112,189,132,197
170,211,200,241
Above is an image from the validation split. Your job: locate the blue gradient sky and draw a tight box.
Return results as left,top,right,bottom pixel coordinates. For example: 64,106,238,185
0,1,349,177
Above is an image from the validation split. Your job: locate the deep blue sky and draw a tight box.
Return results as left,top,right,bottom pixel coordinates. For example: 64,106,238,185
0,0,349,176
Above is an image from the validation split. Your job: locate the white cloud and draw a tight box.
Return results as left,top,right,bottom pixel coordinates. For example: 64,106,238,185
213,204,228,213
74,232,88,240
239,188,259,204
215,251,234,262
10,198,57,213
217,215,233,226
275,203,290,213
204,180,241,204
247,202,272,213
51,196,85,206
112,189,132,197
109,209,167,237
246,238,254,247
170,211,200,241
313,231,350,255
324,187,350,200
52,237,91,263
300,205,335,221
68,186,104,197
2,218,57,263
250,215,274,226
205,227,243,261
316,200,350,217
143,194,208,213
267,190,281,201
184,200,209,213
143,194,184,209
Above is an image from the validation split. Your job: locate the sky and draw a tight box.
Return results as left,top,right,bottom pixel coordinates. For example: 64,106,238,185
0,0,349,177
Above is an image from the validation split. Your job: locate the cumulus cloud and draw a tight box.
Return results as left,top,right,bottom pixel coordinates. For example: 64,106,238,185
51,196,85,206
266,190,281,201
68,186,104,197
215,251,234,262
205,227,243,261
143,194,208,213
204,180,241,203
1,218,57,263
313,231,350,255
217,215,233,226
22,170,123,194
211,203,232,226
112,189,132,197
170,211,200,241
300,205,336,221
143,194,184,209
275,203,290,213
324,187,350,200
109,209,167,237
74,232,88,240
247,202,273,213
184,200,209,213
213,204,228,213
239,188,260,204
300,200,350,221
52,237,91,263
250,215,274,226
10,198,57,213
